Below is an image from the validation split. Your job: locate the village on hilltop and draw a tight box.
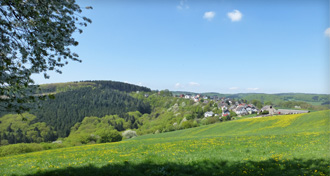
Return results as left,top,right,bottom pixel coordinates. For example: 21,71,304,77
175,93,310,119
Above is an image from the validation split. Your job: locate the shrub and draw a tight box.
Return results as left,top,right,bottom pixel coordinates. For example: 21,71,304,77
76,133,99,144
184,114,194,120
96,129,122,143
230,111,237,117
207,116,219,124
122,130,138,139
180,120,198,129
164,124,175,132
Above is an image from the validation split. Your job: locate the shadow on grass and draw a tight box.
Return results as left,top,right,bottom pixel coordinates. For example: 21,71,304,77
25,158,329,176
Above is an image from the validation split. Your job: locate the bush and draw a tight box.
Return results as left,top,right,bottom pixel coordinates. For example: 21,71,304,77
164,124,175,132
180,120,198,129
230,111,237,117
201,118,209,125
184,113,194,120
122,130,138,139
96,129,122,143
75,133,99,144
207,116,219,124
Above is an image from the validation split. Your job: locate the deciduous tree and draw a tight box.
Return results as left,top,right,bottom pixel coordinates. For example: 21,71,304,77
0,0,91,113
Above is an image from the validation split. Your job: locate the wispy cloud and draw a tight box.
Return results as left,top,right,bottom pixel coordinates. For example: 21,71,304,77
177,0,189,10
189,82,200,87
325,27,330,37
229,87,239,90
227,10,242,22
174,83,184,88
203,11,215,21
247,88,259,91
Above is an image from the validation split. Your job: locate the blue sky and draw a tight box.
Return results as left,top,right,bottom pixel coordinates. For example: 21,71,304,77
32,0,329,94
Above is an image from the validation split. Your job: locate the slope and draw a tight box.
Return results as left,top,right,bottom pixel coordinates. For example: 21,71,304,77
0,110,329,176
31,81,152,137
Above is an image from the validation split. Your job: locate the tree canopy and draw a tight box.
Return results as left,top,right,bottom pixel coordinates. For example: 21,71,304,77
0,0,91,113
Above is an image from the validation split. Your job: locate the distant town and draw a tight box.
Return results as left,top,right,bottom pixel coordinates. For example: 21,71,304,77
171,93,310,119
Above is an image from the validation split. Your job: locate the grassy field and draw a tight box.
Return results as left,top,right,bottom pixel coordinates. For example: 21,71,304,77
0,111,329,176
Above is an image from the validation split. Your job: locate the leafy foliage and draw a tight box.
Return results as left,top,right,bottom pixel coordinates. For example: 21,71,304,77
66,115,123,145
122,130,138,139
0,0,91,113
0,113,56,145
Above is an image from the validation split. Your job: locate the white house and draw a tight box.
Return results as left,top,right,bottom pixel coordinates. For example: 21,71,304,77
204,111,214,117
185,95,191,99
246,106,252,114
235,106,248,115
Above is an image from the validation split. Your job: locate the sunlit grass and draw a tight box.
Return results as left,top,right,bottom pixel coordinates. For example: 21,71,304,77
0,111,329,176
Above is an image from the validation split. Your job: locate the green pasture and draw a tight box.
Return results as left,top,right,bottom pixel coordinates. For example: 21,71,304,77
0,111,329,176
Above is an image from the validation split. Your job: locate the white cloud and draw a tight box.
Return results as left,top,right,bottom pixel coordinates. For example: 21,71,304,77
177,0,189,10
189,82,200,86
227,10,242,22
137,82,143,86
229,87,239,90
174,83,184,88
247,88,259,91
325,27,330,37
203,11,215,21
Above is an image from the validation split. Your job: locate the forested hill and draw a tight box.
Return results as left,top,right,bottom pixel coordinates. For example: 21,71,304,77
38,80,151,94
31,81,151,137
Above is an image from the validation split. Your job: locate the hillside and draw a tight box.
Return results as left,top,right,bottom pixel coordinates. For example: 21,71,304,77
34,80,151,137
1,80,329,146
1,80,329,147
31,87,151,137
38,80,151,94
0,80,152,140
1,111,329,176
0,81,216,146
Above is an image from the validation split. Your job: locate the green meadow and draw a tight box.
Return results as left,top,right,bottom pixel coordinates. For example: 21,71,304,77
0,111,329,176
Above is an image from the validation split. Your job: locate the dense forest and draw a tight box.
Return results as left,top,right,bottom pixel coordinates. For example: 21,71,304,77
31,87,151,137
1,81,151,139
